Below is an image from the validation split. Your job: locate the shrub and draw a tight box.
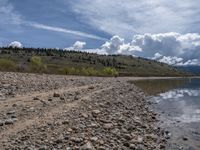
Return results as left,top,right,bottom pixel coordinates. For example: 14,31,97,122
29,56,47,73
102,67,118,76
0,58,16,71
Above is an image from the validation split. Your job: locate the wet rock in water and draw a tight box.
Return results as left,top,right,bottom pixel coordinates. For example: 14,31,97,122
80,142,95,150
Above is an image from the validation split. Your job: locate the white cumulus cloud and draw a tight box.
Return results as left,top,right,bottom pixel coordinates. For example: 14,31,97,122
8,41,23,48
72,41,86,50
101,35,141,55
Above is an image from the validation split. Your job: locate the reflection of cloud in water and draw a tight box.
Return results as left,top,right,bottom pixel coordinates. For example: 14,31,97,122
152,88,200,123
153,88,200,102
174,106,200,123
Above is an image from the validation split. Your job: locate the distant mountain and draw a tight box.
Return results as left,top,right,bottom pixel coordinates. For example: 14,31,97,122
177,66,200,75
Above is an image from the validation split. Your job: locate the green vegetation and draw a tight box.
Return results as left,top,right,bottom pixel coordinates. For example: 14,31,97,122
0,58,17,71
29,56,47,73
0,47,188,76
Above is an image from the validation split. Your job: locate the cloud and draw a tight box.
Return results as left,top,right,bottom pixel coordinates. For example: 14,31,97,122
0,0,22,25
152,53,200,66
72,41,86,50
130,32,200,65
27,22,107,41
68,33,200,66
70,0,200,38
64,41,86,50
101,35,141,55
8,41,23,48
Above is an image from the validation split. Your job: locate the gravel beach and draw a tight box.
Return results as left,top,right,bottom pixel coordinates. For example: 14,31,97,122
0,72,166,150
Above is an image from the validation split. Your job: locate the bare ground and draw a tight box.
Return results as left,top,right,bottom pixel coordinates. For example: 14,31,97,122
0,72,166,150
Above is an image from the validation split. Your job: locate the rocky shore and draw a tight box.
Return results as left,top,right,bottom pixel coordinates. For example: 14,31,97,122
0,72,166,149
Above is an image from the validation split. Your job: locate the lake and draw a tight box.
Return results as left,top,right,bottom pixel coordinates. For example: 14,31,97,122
134,78,200,150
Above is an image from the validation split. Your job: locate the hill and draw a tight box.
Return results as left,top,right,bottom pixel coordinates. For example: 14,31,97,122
0,47,187,76
177,66,200,75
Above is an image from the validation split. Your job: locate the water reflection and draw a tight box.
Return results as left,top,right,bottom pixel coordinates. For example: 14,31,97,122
133,78,200,123
132,78,200,149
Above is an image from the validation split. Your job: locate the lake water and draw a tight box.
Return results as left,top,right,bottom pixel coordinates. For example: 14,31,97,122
134,78,200,150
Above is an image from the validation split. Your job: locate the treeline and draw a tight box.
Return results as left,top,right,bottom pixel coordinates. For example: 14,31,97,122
0,47,188,76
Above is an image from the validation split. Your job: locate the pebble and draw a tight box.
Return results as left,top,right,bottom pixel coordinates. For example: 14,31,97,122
80,142,95,150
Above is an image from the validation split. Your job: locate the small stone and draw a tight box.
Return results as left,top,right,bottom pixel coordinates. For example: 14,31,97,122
53,93,60,97
62,120,69,125
103,123,113,129
71,137,83,143
7,110,16,115
74,95,79,100
98,146,106,150
160,144,165,149
182,136,188,141
90,136,98,142
92,110,101,115
48,98,53,101
137,144,145,150
124,134,132,140
0,120,4,126
12,104,17,107
80,142,95,150
5,119,14,125
130,144,136,149
33,97,40,100
88,86,95,90
81,113,89,118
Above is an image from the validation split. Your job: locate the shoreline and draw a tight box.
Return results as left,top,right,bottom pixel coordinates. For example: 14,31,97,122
0,72,174,149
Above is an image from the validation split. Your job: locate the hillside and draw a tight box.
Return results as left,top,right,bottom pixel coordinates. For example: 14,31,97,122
177,66,200,75
0,47,187,76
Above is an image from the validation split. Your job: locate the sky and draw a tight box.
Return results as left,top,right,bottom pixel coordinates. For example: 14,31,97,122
1,0,200,66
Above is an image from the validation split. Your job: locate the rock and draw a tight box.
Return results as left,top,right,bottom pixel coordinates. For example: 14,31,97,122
7,110,16,115
182,136,188,141
81,113,89,118
48,98,53,101
5,119,14,125
123,134,132,140
92,109,101,115
62,120,69,125
88,86,95,90
130,144,136,149
90,136,98,142
137,144,145,150
71,137,83,143
0,120,4,126
160,144,165,149
80,142,95,150
97,146,106,150
33,97,40,100
53,93,60,97
74,95,79,100
103,123,113,129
